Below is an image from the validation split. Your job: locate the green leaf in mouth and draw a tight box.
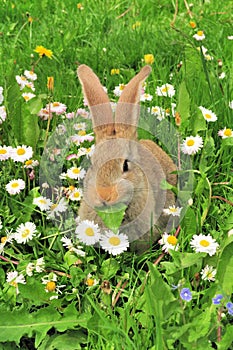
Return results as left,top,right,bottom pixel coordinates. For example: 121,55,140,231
95,203,127,234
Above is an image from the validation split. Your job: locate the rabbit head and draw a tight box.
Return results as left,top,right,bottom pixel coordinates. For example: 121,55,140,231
77,65,177,251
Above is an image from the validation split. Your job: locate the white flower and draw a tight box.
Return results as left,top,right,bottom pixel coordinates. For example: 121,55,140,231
0,218,2,230
113,84,126,97
163,205,182,217
0,145,12,160
14,221,37,244
218,127,233,139
0,86,4,104
100,230,129,255
68,188,83,201
158,233,179,253
156,84,175,98
199,106,217,122
181,135,203,155
0,230,15,254
73,122,87,131
85,273,99,287
229,100,233,109
47,198,68,219
11,145,33,162
61,236,85,256
190,234,219,256
47,102,67,115
193,30,205,41
76,109,90,119
35,257,45,272
140,93,153,102
70,133,94,145
22,92,36,102
33,196,52,211
26,263,35,276
219,72,226,79
227,35,233,40
6,271,26,294
66,166,86,180
149,106,166,120
24,70,37,81
16,75,29,89
24,159,39,169
0,106,7,123
228,229,233,237
75,220,101,246
200,265,216,281
78,145,95,158
42,272,57,284
6,179,25,195
38,108,50,120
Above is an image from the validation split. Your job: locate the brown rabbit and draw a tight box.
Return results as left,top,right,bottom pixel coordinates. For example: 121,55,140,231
77,64,177,253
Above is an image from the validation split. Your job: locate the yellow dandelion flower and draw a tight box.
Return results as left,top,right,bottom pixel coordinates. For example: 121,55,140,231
34,45,53,59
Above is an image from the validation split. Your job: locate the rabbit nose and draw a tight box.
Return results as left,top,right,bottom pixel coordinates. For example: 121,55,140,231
96,185,119,204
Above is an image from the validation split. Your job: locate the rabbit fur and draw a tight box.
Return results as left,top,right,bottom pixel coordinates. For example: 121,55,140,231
77,64,177,253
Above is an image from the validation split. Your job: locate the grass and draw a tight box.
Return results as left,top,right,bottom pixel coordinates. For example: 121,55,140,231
0,0,233,349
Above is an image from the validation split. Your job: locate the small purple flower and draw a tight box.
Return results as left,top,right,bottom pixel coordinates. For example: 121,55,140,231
212,294,223,305
180,288,192,302
226,302,233,316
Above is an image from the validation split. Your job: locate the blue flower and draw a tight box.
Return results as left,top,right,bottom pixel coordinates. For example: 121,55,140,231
212,294,223,305
180,288,192,302
226,302,233,316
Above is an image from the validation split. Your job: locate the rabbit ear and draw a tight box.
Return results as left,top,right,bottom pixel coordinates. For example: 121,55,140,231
77,65,114,143
115,65,152,139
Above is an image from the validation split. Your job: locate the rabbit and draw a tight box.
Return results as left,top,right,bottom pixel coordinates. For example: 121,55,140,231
77,64,177,253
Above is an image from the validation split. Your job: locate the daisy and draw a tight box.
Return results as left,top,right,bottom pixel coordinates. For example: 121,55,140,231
78,145,95,158
15,75,29,89
11,145,33,162
65,112,75,119
75,220,101,245
73,122,87,131
47,198,68,219
76,108,89,119
34,45,53,59
35,257,45,272
218,127,233,139
48,102,67,115
163,205,182,216
26,262,35,276
193,30,205,41
156,84,175,98
25,81,35,91
14,221,37,244
99,230,129,255
22,92,36,102
149,106,165,120
181,135,203,155
6,179,25,195
69,188,83,201
0,229,15,254
113,84,126,97
24,159,39,169
66,166,86,180
0,86,4,104
24,70,37,81
199,106,217,122
0,145,12,160
158,233,179,253
218,72,226,79
190,234,219,256
140,93,153,102
6,271,26,294
85,273,99,287
66,153,79,161
200,265,216,282
33,196,52,211
61,236,85,256
227,35,233,40
70,132,94,145
144,54,155,65
0,106,7,123
38,108,51,121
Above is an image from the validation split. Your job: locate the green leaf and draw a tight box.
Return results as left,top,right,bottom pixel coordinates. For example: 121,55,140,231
180,207,197,235
101,258,119,279
188,309,212,342
216,239,233,294
26,96,43,115
96,203,127,233
176,80,190,131
217,325,233,350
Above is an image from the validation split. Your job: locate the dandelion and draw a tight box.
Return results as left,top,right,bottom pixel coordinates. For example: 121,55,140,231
190,234,219,256
22,92,36,102
48,102,67,115
34,45,53,59
193,30,205,41
6,179,25,195
6,271,26,294
33,196,52,211
66,166,86,180
14,221,37,244
199,106,217,122
200,265,216,281
0,86,4,104
156,84,175,98
163,205,182,217
47,198,68,219
11,145,33,162
180,288,192,302
99,230,129,255
113,84,126,97
132,21,141,30
69,188,83,201
24,70,37,81
75,220,101,246
158,233,179,253
0,106,7,123
181,135,203,155
61,236,85,256
212,294,223,305
218,127,233,139
189,21,196,28
0,145,12,161
111,68,120,75
144,54,155,65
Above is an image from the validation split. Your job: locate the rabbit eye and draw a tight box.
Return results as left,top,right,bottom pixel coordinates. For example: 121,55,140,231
122,159,129,172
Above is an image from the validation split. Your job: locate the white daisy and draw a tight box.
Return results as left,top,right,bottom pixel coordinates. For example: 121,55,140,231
100,230,129,255
47,102,67,115
26,262,35,276
47,198,68,219
6,271,26,294
0,230,15,254
70,132,94,145
0,145,12,160
75,220,101,246
78,145,95,158
156,84,175,98
35,257,45,272
24,159,39,169
181,135,203,155
22,92,36,102
0,106,7,123
69,188,83,201
66,166,86,180
38,108,50,121
24,70,37,81
0,218,2,230
227,35,233,40
25,81,35,91
190,234,219,256
199,106,217,122
76,109,90,119
193,30,205,41
11,145,33,162
61,236,85,256
200,265,216,282
140,93,153,102
6,179,25,195
149,106,166,120
33,196,52,211
218,72,226,79
14,221,37,244
113,84,126,97
158,233,179,253
85,273,99,287
163,205,182,217
218,127,233,139
0,86,4,104
73,122,87,131
15,75,29,90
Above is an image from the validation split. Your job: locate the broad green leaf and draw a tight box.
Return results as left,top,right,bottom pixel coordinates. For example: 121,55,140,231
216,240,233,294
188,309,212,342
100,258,119,279
217,325,233,350
26,96,43,115
180,207,197,235
96,203,127,233
176,80,190,131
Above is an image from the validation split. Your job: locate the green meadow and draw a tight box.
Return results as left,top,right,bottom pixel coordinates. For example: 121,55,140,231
0,0,233,349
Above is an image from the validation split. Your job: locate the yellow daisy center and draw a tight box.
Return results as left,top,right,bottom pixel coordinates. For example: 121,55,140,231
22,229,30,238
39,199,47,204
169,207,178,213
17,148,26,155
162,86,169,93
11,182,19,188
86,278,95,286
197,31,204,36
187,139,195,147
1,237,7,243
78,130,86,136
23,95,30,101
167,236,177,245
200,239,210,247
46,281,56,292
224,128,232,137
69,185,75,190
73,192,80,198
152,107,159,113
25,160,33,165
205,113,212,119
51,204,58,210
0,149,7,155
72,168,80,174
10,281,18,288
120,84,125,91
53,102,60,107
85,227,94,236
109,236,121,246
